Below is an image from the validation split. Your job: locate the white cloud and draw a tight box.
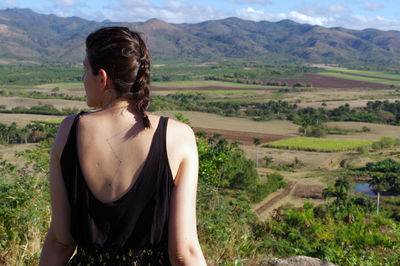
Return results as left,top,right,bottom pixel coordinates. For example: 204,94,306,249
235,7,289,21
328,3,349,13
235,7,265,21
1,0,19,8
118,0,152,8
364,2,384,11
289,11,330,26
105,1,227,23
234,5,400,31
296,2,349,16
322,14,400,31
51,0,75,8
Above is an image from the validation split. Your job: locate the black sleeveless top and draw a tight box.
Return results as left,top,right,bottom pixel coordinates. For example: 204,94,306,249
60,114,174,251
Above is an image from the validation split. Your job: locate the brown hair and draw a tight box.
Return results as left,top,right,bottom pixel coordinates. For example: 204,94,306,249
86,26,151,128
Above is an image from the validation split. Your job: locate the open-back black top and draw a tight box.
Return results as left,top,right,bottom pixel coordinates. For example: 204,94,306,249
60,113,174,252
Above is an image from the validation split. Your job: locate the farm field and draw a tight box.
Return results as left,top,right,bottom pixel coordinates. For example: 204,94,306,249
268,73,393,88
325,68,400,80
151,80,276,88
0,113,64,126
325,121,400,141
317,71,400,86
264,137,373,152
0,96,87,109
152,110,299,135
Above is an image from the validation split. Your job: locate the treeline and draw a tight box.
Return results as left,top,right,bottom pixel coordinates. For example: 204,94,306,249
150,94,400,126
364,158,400,194
0,121,58,145
0,104,85,116
0,89,85,101
150,61,319,83
0,65,82,85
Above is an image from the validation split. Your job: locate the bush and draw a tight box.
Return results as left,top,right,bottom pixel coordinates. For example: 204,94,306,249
357,145,370,154
250,172,286,202
362,126,371,132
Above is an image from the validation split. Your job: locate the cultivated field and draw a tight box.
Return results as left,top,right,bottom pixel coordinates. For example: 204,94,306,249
0,113,64,126
269,73,393,88
325,121,400,141
264,137,373,152
0,96,87,109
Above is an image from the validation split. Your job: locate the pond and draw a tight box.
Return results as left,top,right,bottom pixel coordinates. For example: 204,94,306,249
354,183,376,196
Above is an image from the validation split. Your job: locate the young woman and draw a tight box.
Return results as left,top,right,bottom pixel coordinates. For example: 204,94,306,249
39,27,206,265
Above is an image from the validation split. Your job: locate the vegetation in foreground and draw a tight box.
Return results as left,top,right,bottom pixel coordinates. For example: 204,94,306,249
1,124,400,265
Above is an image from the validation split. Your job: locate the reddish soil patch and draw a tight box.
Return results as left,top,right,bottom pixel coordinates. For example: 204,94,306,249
255,181,296,215
192,127,289,145
293,184,324,199
267,74,390,89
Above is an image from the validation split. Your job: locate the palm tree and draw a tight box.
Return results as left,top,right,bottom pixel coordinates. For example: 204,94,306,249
323,177,350,211
335,177,350,193
334,177,349,207
322,187,335,210
368,173,385,215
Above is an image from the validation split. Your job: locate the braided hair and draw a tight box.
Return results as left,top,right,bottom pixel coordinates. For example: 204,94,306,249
86,27,151,128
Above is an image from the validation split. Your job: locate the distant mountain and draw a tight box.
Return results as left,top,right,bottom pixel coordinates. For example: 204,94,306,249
0,8,400,66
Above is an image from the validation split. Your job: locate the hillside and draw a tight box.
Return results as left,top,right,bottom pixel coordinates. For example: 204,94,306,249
0,8,400,66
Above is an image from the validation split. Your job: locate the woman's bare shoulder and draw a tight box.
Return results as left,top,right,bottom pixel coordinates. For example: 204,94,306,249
166,117,195,143
52,114,78,159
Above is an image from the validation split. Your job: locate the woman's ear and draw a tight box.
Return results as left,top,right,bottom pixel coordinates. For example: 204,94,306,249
97,69,108,91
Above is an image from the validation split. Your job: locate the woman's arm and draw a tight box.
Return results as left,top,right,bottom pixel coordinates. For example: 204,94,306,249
39,115,77,266
167,120,207,265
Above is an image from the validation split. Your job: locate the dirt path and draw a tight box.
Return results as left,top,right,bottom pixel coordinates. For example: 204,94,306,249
253,181,296,218
253,168,330,220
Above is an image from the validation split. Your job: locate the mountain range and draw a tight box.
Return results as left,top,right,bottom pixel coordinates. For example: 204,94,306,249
0,8,400,66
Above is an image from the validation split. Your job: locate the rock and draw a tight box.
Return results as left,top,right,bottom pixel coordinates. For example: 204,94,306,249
234,256,337,266
265,256,337,266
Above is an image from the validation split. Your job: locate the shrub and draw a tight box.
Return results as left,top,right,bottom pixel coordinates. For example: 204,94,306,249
250,172,286,203
357,145,370,154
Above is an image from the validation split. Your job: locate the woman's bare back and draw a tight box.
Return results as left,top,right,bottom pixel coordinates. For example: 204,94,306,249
77,109,162,203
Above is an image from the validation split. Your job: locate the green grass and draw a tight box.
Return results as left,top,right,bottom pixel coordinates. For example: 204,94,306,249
329,69,400,80
151,80,276,88
318,71,400,86
35,82,83,90
264,137,373,152
32,118,65,124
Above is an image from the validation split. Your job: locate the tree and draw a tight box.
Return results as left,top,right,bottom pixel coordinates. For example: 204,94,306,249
174,112,190,125
322,187,335,210
323,177,350,211
368,173,385,215
263,156,273,166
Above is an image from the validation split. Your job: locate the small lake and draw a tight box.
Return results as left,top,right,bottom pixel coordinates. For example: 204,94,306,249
354,183,376,196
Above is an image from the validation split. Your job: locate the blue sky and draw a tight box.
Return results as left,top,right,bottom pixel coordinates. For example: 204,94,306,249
1,0,399,31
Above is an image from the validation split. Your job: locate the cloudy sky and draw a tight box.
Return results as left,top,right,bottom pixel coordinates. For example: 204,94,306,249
1,0,399,31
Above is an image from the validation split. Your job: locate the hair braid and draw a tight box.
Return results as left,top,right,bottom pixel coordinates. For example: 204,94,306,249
130,32,151,128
